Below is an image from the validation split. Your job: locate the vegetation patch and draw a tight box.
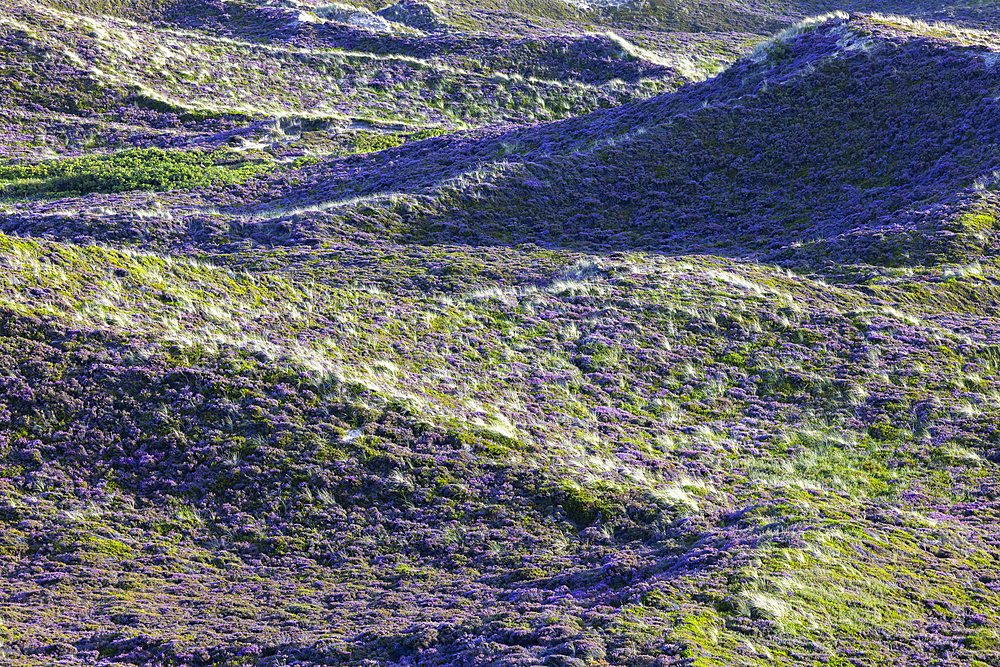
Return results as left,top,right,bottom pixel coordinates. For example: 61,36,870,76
0,148,273,198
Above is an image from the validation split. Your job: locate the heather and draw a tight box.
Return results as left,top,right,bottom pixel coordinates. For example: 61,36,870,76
1,2,1000,667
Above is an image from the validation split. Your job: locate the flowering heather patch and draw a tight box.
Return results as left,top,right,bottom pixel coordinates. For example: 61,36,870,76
2,238,1000,665
3,2,1000,667
15,14,998,266
175,15,998,268
0,0,723,159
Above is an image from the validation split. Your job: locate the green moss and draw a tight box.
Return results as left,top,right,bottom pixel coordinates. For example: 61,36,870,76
559,482,619,525
965,630,1000,651
867,421,904,442
717,351,746,367
350,131,405,154
959,211,996,233
86,537,133,559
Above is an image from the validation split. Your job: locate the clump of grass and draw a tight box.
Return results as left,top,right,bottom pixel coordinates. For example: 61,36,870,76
748,11,850,63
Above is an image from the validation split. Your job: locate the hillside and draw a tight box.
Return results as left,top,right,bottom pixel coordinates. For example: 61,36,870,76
211,13,1000,267
0,0,728,161
1,3,1000,667
5,13,1000,268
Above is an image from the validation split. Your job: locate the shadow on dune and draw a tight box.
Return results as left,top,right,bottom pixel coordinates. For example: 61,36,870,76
3,14,1000,271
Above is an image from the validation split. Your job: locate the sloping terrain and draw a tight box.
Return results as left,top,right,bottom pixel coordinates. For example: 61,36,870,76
5,13,1000,267
3,235,1000,666
0,0,719,161
204,13,1000,267
2,3,1000,667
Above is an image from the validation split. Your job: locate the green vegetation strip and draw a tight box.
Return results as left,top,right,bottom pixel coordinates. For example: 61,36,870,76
0,148,274,198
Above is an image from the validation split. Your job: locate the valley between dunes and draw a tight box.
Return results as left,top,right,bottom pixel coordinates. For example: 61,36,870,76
1,2,1000,665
